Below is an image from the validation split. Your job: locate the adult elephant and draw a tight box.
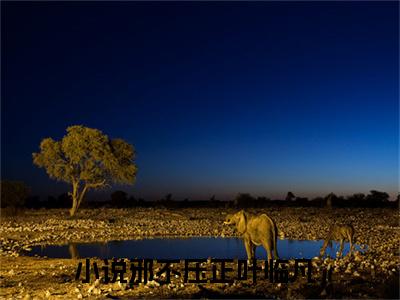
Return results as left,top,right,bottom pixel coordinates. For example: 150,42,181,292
224,210,279,261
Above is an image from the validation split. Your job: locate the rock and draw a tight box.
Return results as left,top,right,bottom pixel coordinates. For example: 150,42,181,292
88,285,95,294
118,281,127,290
147,280,160,288
93,279,100,287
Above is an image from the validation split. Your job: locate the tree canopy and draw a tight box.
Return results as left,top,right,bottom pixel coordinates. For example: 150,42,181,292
33,125,137,216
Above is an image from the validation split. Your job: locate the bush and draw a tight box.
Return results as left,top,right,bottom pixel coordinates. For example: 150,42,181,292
1,181,29,215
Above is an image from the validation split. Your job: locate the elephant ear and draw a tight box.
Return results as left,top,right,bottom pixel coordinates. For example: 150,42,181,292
237,210,247,234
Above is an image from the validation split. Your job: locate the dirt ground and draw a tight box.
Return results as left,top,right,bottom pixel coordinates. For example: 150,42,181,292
0,207,399,299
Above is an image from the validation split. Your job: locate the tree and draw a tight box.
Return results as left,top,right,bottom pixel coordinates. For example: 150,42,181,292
25,195,41,209
348,193,365,201
295,197,309,206
33,125,137,216
346,193,365,207
1,180,29,209
57,192,72,208
285,192,295,202
111,190,128,207
325,193,336,209
234,193,255,208
256,196,271,208
369,190,389,202
365,190,390,207
163,193,173,202
127,196,138,208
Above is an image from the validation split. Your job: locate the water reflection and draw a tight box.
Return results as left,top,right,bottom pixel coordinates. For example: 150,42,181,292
28,237,363,259
68,243,79,259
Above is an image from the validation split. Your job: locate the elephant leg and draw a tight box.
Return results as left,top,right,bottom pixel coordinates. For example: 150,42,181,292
262,240,273,261
338,239,344,258
243,236,252,262
348,234,354,255
251,244,257,260
349,237,353,255
319,247,325,258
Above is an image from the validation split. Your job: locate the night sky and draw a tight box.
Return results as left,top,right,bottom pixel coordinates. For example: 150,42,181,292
2,2,398,200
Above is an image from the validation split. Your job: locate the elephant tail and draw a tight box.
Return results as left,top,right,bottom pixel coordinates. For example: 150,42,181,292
273,222,279,259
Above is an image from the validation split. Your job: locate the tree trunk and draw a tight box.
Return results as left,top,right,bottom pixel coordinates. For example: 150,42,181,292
69,182,89,217
70,195,78,217
69,181,79,217
68,243,79,259
77,185,88,210
69,180,105,216
326,195,332,209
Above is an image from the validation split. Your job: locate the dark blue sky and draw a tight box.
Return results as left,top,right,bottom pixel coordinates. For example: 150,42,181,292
2,2,398,200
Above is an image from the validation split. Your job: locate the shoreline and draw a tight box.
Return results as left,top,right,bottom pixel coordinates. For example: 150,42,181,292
0,207,399,299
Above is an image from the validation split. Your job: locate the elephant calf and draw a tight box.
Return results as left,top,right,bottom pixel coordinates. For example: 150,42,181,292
223,210,279,261
319,224,354,258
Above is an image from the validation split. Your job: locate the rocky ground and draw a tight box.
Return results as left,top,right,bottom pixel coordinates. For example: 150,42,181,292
0,207,399,299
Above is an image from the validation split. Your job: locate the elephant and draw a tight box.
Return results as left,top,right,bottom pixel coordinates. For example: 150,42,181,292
319,224,354,258
223,210,279,261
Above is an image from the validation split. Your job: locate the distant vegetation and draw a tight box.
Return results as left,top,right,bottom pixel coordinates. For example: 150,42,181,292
2,124,398,213
3,185,398,211
32,125,137,216
1,180,30,214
